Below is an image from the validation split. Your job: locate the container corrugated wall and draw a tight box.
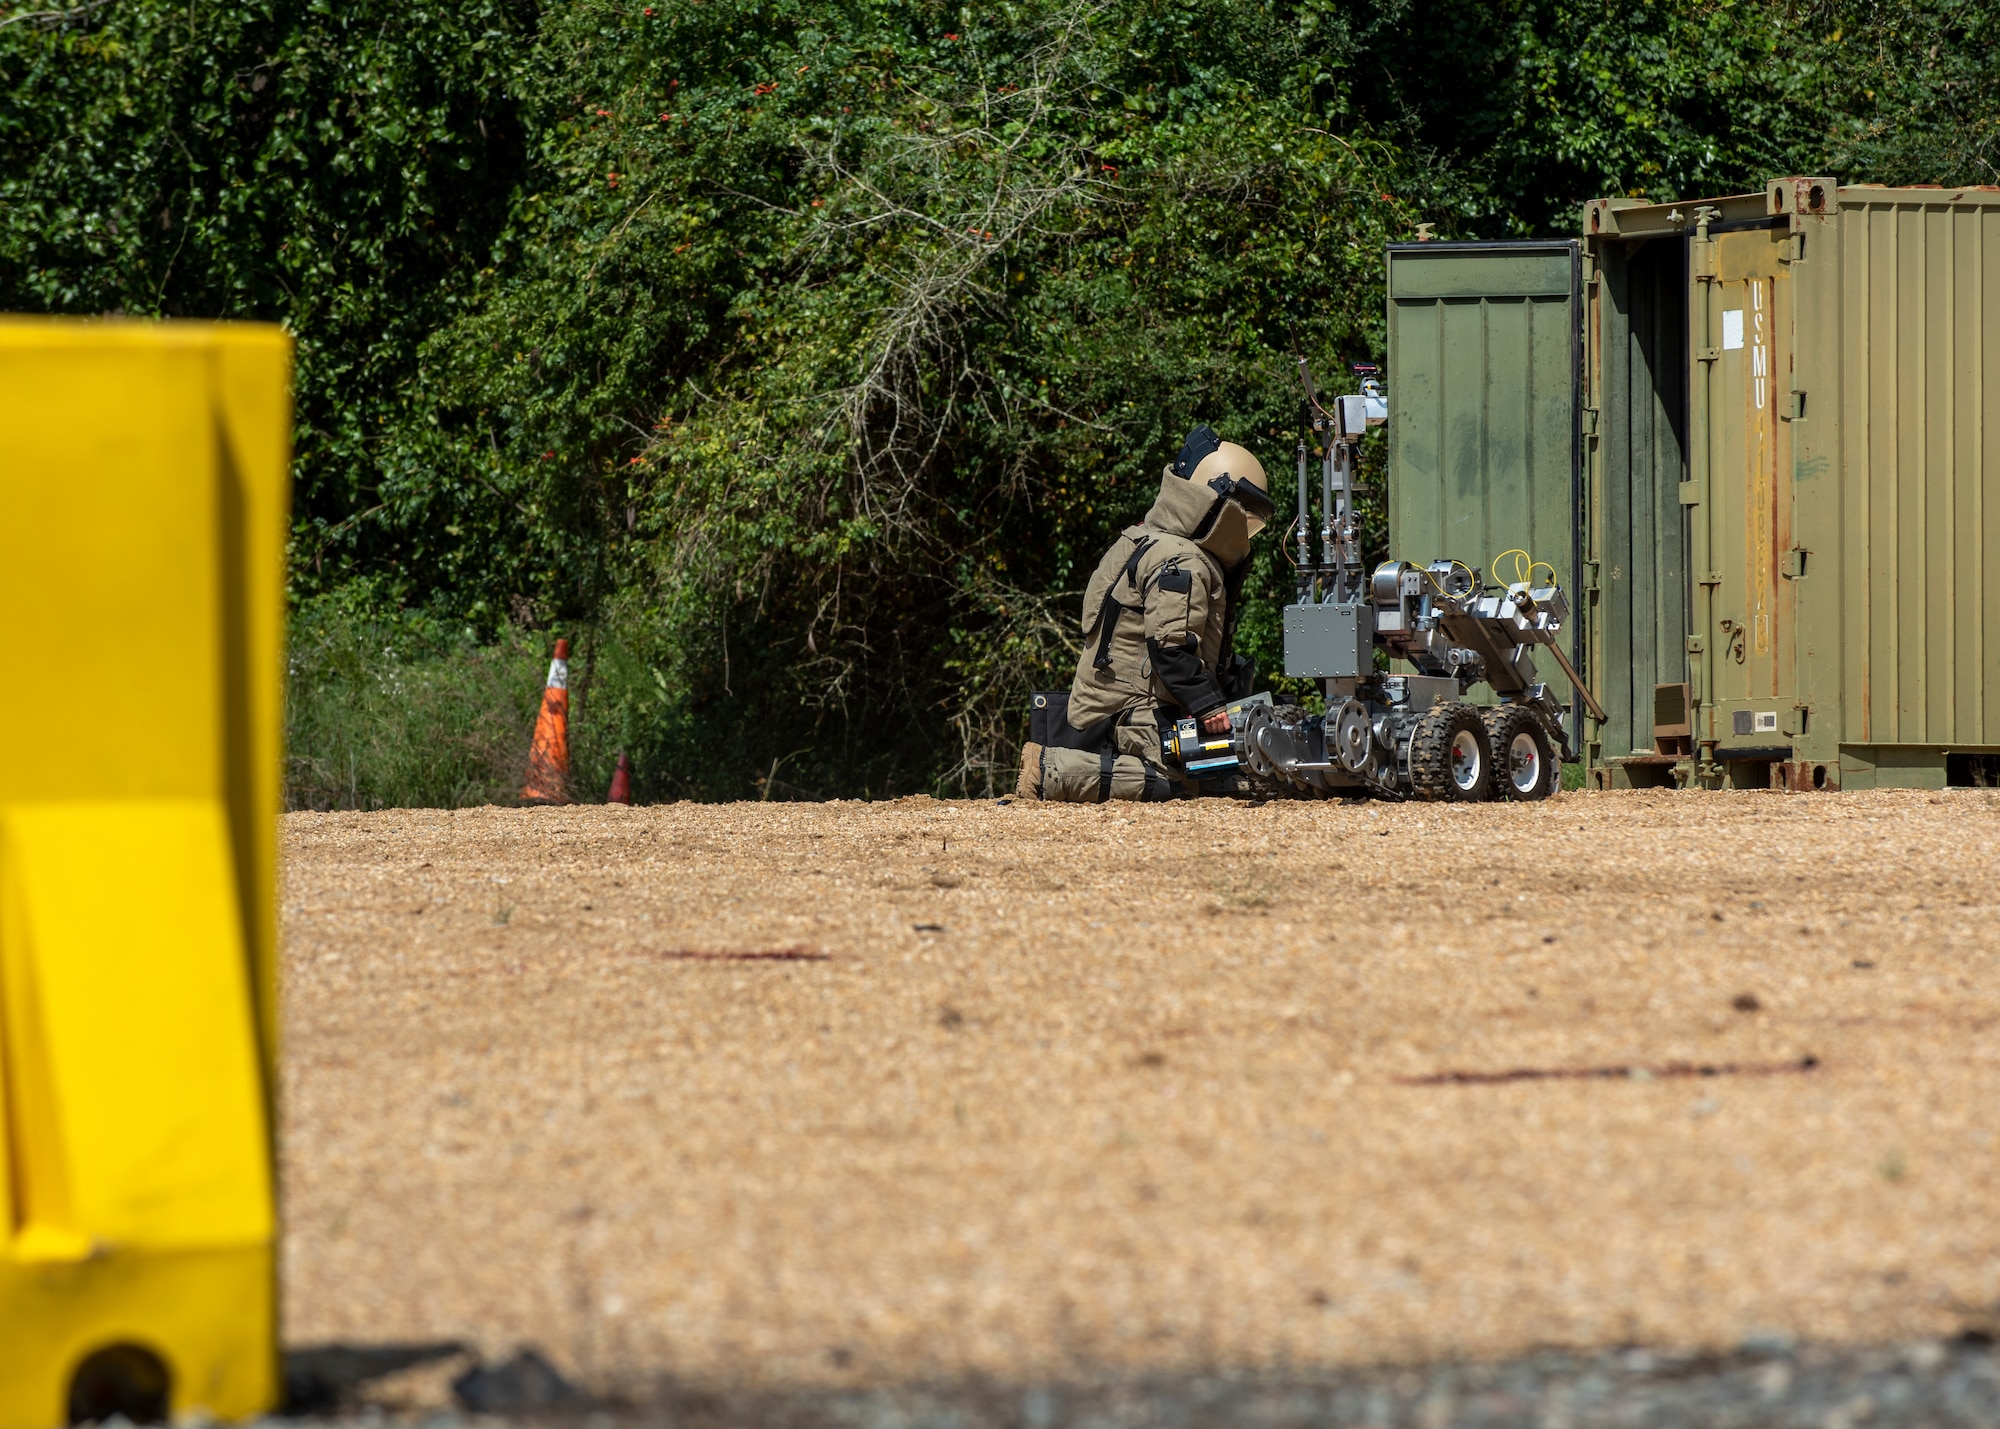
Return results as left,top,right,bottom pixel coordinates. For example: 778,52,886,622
1829,189,2000,761
1385,243,1581,595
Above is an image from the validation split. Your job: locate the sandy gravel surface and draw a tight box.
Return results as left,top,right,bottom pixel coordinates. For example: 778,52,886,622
280,790,2000,1396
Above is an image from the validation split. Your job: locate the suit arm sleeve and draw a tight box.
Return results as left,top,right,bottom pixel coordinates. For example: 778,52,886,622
1139,548,1226,716
1147,636,1225,716
1140,548,1212,644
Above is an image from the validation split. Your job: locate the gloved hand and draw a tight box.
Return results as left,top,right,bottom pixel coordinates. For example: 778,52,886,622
1199,709,1231,736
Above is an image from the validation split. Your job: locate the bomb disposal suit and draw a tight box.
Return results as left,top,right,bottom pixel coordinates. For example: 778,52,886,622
1025,426,1272,802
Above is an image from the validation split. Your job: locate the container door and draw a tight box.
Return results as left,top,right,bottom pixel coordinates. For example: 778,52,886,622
1589,236,1691,766
1691,226,1797,755
1386,242,1582,693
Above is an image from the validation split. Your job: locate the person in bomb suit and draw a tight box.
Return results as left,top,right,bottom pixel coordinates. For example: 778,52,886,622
1019,425,1272,801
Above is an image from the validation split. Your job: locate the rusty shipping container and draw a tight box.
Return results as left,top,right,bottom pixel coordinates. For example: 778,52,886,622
1385,180,2000,790
1583,179,2000,789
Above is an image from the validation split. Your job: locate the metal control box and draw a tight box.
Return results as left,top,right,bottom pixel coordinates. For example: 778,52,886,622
1283,602,1372,679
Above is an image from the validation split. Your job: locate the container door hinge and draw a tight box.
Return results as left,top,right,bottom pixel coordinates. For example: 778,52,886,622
1698,571,1722,587
1697,347,1720,363
1781,388,1807,422
1580,407,1599,436
1685,635,1705,654
1784,703,1811,736
1691,245,1718,281
1678,480,1700,506
1782,547,1809,579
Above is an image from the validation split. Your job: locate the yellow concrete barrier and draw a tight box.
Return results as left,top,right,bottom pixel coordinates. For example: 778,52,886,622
0,321,291,1427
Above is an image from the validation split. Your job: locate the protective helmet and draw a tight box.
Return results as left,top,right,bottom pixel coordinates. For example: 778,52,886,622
1149,424,1270,567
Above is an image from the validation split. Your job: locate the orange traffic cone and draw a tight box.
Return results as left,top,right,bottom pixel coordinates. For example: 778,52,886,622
606,752,632,805
522,638,571,804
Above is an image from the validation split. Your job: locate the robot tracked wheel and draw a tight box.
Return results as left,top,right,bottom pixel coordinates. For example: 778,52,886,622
1331,698,1374,773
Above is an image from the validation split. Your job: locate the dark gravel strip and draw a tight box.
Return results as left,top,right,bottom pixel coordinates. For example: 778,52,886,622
283,1335,2000,1427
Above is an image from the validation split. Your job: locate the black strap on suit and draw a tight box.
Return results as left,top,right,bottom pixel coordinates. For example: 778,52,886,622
1091,537,1154,670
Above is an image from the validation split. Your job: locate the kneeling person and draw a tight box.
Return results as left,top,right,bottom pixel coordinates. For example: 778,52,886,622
1024,425,1270,801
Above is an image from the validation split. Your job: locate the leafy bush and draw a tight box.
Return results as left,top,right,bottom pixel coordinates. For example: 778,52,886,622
1357,0,2000,235
6,0,1995,803
285,593,543,809
387,0,1433,793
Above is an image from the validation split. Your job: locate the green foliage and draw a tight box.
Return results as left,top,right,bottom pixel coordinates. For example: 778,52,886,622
1361,0,2000,235
4,0,1995,804
423,0,1427,793
0,0,539,605
285,591,543,809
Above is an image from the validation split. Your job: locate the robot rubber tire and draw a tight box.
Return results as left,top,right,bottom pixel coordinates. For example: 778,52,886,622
1409,701,1492,802
1482,704,1559,802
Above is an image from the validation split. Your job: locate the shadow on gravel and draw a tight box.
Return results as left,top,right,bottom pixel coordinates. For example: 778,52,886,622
283,1336,2000,1427
284,1343,469,1412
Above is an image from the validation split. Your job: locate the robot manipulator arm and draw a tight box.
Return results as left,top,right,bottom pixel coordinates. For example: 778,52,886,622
1368,561,1445,676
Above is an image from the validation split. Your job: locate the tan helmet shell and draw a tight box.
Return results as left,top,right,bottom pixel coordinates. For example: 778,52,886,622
1189,441,1269,536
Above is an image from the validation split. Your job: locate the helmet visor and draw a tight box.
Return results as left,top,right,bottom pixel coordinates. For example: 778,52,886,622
1206,473,1273,536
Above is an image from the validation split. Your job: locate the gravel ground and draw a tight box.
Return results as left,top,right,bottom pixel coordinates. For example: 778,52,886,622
280,790,2000,1412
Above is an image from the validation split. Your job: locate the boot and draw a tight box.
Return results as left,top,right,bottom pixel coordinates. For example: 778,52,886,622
1015,742,1044,800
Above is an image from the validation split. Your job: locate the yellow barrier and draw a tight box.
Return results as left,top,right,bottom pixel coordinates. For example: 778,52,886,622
0,321,291,1426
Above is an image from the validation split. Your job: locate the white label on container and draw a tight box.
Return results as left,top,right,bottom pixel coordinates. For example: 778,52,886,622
1754,711,1779,732
1722,310,1745,349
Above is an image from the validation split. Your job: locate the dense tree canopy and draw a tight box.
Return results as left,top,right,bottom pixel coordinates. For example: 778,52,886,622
4,0,1994,797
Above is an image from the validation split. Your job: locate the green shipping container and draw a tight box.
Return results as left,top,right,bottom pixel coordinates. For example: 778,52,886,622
1384,241,1584,712
1384,181,2000,790
1584,180,2000,790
